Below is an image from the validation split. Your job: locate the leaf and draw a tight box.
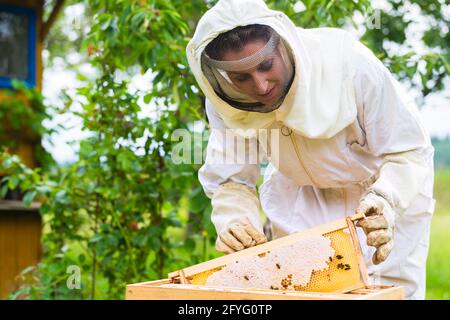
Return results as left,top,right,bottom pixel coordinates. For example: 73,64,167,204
132,233,148,247
172,81,180,105
143,93,152,104
36,185,51,195
149,237,161,250
8,177,19,190
181,238,195,253
54,190,69,204
152,70,165,84
189,187,208,214
167,216,182,228
439,53,450,75
131,11,145,29
90,233,103,243
0,184,9,198
23,190,37,207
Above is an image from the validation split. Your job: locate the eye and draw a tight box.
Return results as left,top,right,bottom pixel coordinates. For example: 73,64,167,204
234,74,249,82
258,59,273,72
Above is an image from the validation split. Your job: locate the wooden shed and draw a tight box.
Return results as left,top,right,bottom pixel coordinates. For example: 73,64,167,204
0,0,64,299
0,200,41,298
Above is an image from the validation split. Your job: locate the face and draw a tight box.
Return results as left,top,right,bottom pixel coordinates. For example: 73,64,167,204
222,40,290,106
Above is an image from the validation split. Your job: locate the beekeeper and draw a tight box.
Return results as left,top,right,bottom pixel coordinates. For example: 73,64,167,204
186,0,435,299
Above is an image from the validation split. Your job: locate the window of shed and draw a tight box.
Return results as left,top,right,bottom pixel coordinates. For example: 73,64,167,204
0,6,36,88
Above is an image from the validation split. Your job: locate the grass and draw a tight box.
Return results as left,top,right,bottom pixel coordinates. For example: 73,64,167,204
427,214,450,299
426,169,450,300
433,168,450,213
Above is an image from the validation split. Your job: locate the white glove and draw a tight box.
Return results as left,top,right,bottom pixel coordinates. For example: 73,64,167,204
356,193,395,265
211,182,267,254
216,217,267,254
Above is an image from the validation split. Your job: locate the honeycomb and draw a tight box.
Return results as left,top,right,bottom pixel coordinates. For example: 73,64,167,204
189,228,363,293
296,229,362,292
191,267,224,285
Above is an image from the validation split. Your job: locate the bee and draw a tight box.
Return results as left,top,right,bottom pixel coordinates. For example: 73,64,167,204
281,278,291,288
244,275,249,280
337,263,345,269
276,263,281,269
336,255,343,260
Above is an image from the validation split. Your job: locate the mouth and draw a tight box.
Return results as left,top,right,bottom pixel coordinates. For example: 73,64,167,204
259,86,276,101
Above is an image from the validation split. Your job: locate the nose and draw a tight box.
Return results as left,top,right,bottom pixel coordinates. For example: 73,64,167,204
253,72,270,95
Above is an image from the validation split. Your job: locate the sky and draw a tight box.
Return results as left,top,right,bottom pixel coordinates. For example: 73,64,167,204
41,2,450,164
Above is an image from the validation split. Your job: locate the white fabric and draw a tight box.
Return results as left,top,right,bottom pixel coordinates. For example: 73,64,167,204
186,0,357,139
211,182,265,238
194,0,435,300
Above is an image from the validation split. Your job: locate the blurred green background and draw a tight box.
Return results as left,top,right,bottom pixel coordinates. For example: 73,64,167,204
427,139,450,299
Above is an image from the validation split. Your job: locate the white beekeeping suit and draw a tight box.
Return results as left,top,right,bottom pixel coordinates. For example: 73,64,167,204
186,0,435,299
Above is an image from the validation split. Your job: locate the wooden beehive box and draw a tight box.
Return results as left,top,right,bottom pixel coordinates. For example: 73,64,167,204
126,281,403,300
126,213,404,300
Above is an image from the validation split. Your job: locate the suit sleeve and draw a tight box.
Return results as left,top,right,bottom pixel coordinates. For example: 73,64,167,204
198,99,265,234
350,39,434,214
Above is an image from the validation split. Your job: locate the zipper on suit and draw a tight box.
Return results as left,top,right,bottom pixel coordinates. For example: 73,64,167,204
282,125,350,217
343,188,348,217
285,127,318,186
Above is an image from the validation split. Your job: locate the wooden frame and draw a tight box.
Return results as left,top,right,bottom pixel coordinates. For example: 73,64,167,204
126,213,404,300
168,213,365,281
126,280,404,300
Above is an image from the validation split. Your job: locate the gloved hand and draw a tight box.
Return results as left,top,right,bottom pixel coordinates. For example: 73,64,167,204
210,182,267,254
215,217,267,254
356,193,395,265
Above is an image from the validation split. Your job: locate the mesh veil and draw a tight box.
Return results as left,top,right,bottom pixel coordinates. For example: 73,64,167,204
201,29,295,113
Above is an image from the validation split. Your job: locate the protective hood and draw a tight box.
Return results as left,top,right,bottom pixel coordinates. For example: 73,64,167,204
186,0,357,139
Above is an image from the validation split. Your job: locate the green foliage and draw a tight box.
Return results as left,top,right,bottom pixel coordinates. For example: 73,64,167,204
4,0,216,300
0,152,49,205
432,137,450,169
270,0,449,97
43,0,92,70
0,80,55,168
427,214,450,300
268,0,371,28
427,169,450,300
433,168,450,215
359,0,449,97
